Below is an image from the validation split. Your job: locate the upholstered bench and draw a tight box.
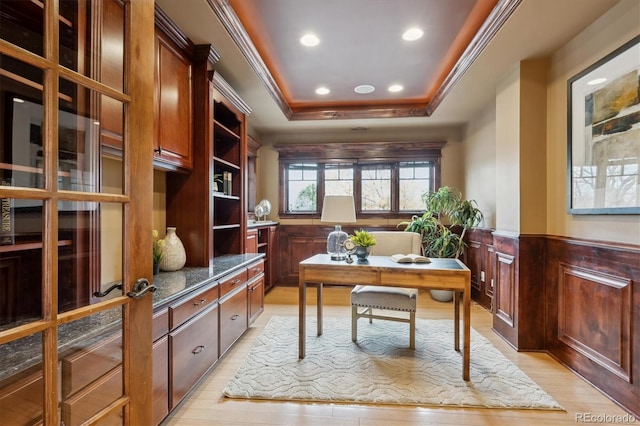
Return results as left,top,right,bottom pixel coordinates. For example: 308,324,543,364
351,285,418,348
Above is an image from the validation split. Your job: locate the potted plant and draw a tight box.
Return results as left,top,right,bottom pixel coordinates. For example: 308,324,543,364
348,229,376,262
399,186,483,301
152,229,165,275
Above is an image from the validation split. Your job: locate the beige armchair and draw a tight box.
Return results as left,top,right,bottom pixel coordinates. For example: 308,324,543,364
351,231,422,349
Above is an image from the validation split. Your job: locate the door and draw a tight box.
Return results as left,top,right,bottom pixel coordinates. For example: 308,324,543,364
0,1,154,425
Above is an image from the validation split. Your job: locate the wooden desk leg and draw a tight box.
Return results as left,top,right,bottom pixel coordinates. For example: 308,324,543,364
299,278,306,359
454,291,460,352
463,289,471,381
317,283,323,336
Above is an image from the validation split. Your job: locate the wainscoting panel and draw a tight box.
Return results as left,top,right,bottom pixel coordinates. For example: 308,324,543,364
546,236,639,418
557,264,632,382
495,252,516,327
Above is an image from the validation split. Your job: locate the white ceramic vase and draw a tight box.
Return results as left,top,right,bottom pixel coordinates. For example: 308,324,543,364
159,227,186,271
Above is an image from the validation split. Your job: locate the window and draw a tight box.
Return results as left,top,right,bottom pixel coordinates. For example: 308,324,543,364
361,164,391,211
275,141,444,217
286,163,317,211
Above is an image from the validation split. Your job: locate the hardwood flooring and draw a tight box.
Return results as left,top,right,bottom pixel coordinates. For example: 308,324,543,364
163,286,631,426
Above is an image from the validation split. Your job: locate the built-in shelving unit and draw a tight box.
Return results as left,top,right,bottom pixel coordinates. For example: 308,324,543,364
166,45,250,266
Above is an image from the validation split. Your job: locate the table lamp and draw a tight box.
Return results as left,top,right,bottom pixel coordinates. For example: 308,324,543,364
320,195,356,260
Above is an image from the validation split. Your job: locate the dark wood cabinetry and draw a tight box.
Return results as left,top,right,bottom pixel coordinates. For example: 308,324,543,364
167,45,250,266
169,304,219,409
153,7,194,171
464,228,495,311
246,224,279,291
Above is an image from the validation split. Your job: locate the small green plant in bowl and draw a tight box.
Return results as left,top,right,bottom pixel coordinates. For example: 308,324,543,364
349,229,376,247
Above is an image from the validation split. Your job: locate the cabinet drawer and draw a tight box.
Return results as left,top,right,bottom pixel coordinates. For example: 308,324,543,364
247,259,265,280
153,336,169,426
61,333,122,398
61,366,122,426
219,268,248,298
248,275,264,325
169,284,218,331
169,304,219,409
219,287,248,357
153,308,169,342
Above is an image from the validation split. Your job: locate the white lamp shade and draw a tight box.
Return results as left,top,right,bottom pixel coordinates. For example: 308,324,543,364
321,195,356,223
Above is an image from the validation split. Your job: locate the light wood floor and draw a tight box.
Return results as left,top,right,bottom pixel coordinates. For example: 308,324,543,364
163,286,630,426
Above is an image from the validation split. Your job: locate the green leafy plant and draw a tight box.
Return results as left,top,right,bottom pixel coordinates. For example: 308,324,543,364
152,229,165,264
399,186,483,259
349,229,377,247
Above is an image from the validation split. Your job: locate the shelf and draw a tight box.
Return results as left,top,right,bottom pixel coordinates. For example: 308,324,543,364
213,192,239,201
213,224,240,231
0,239,73,253
257,242,267,249
213,120,240,141
213,157,240,170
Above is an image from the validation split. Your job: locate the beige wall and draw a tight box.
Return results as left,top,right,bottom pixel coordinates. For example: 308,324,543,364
463,100,496,228
463,0,639,244
546,0,639,244
101,159,167,285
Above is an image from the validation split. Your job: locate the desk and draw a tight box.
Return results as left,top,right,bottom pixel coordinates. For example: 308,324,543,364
298,254,472,381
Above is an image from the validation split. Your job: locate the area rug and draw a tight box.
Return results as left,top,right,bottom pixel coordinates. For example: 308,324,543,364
223,316,563,410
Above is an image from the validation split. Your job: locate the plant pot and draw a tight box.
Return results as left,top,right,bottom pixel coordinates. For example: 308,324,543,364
153,262,160,275
355,246,370,262
430,289,454,302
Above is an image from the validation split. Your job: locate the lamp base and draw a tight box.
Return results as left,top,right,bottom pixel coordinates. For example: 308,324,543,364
326,224,348,260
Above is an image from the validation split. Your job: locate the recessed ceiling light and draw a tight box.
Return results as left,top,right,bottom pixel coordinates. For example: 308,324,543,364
388,84,404,93
587,77,607,85
354,84,375,94
402,28,423,41
300,33,320,47
315,87,330,95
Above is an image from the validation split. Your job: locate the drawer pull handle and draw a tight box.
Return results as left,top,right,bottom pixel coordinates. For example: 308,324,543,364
192,345,205,354
253,268,261,272
232,279,241,285
193,298,206,306
249,287,254,293
231,314,240,320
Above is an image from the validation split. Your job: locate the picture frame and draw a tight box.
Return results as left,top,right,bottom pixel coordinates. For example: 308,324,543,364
567,35,640,215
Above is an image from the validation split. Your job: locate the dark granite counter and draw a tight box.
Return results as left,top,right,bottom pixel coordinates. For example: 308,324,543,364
0,253,265,383
151,253,265,309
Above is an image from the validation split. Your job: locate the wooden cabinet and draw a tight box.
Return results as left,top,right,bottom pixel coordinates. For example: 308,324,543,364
219,286,248,357
153,10,193,171
464,228,495,311
246,224,279,291
246,228,258,253
248,275,265,325
169,304,219,409
167,45,250,267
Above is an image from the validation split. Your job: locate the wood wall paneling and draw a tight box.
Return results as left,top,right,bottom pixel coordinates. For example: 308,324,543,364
545,237,639,417
557,264,632,382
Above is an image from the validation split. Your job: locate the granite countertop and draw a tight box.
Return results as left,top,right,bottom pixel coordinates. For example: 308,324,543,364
0,253,265,383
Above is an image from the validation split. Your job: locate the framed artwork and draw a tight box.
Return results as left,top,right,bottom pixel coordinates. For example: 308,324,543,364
567,35,640,214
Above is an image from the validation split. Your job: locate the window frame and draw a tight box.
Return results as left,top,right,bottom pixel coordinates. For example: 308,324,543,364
275,141,444,219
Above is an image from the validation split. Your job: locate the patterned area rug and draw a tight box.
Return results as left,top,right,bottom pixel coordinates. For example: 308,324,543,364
223,316,564,410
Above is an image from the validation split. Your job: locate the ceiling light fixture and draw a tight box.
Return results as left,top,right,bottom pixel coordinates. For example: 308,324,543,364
315,87,330,95
402,27,423,41
388,84,404,92
300,33,320,47
354,84,375,94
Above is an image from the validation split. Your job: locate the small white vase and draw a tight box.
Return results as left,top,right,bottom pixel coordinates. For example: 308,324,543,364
159,227,186,271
